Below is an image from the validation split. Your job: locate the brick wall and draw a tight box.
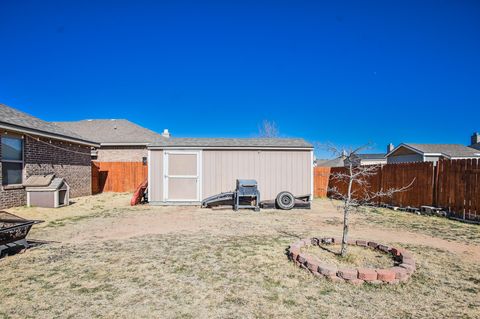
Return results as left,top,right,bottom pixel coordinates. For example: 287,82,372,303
96,146,147,162
1,133,92,209
0,187,26,209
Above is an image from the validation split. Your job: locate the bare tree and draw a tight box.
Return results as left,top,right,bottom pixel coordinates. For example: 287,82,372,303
320,143,414,257
258,120,279,138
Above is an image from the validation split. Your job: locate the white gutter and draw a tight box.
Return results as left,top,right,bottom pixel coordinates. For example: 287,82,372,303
450,156,480,159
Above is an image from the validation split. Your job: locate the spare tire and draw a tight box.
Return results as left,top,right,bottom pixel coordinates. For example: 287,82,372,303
276,191,295,210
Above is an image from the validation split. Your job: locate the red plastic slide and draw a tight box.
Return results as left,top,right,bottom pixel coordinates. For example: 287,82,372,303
130,179,148,206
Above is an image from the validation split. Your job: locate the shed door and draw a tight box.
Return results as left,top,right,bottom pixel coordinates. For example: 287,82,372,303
164,151,201,201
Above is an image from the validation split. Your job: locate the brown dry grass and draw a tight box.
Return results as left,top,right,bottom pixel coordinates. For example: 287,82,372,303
302,244,393,268
1,194,479,318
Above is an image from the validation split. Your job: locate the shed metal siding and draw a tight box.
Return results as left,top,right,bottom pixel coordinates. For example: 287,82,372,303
202,150,311,200
149,150,163,202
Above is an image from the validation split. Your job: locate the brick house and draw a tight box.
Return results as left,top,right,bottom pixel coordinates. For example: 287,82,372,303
54,119,166,193
54,119,165,162
0,104,99,209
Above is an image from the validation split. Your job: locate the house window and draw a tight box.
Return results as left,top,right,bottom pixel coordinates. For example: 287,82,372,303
1,135,24,185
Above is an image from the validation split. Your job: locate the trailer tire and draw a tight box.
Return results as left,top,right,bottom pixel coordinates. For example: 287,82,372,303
276,191,295,210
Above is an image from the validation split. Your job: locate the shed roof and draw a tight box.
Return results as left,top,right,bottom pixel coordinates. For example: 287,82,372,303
149,137,313,149
387,143,480,158
53,119,164,145
0,104,98,146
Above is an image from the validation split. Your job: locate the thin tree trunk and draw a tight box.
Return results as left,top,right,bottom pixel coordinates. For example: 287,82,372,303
341,164,354,257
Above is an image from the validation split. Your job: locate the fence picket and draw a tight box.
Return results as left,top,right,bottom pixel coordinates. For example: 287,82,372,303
314,158,480,221
92,162,148,194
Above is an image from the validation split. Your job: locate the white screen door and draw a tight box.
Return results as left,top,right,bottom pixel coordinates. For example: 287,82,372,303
164,151,201,201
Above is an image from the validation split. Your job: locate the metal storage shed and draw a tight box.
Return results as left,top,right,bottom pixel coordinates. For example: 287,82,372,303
147,138,314,205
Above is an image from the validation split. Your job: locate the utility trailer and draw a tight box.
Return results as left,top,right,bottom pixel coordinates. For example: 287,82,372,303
260,194,311,210
201,179,261,211
201,179,311,211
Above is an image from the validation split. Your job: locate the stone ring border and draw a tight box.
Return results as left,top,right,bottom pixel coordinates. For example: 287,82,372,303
287,237,416,285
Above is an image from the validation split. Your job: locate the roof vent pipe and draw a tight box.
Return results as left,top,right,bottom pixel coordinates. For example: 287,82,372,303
162,129,170,138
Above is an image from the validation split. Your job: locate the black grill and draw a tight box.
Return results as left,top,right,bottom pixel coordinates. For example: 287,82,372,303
234,179,260,211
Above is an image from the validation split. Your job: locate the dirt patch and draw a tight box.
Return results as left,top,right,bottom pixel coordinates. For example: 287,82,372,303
1,194,479,318
9,194,479,262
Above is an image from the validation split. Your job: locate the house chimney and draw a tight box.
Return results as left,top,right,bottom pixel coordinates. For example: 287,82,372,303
162,129,170,138
471,132,480,145
387,143,394,153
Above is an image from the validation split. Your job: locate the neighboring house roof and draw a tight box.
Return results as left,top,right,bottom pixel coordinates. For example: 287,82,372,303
0,104,98,146
149,137,313,149
356,153,386,160
387,143,480,159
53,119,164,145
315,157,345,167
471,143,480,151
315,154,386,167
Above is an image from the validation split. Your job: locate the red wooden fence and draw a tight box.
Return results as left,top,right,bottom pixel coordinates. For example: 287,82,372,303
314,167,331,197
314,159,480,221
92,162,148,194
435,159,480,220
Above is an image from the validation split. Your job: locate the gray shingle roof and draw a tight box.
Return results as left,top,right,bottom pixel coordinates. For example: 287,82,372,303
356,153,386,160
0,104,97,145
403,143,480,158
53,119,164,145
149,137,313,148
315,157,345,167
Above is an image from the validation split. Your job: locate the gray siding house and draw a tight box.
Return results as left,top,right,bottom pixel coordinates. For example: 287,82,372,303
315,153,387,167
0,104,98,209
54,119,166,162
148,138,313,205
386,143,480,164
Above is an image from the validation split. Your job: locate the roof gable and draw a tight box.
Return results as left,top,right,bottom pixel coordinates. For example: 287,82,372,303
388,145,420,157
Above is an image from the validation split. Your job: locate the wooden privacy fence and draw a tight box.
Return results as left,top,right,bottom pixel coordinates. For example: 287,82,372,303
314,167,331,197
314,159,480,221
435,159,480,221
92,162,148,194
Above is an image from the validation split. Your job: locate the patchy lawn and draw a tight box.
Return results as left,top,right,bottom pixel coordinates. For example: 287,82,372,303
1,194,479,318
301,244,393,269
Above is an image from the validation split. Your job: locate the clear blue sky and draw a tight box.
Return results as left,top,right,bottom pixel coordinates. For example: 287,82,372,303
1,0,479,157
